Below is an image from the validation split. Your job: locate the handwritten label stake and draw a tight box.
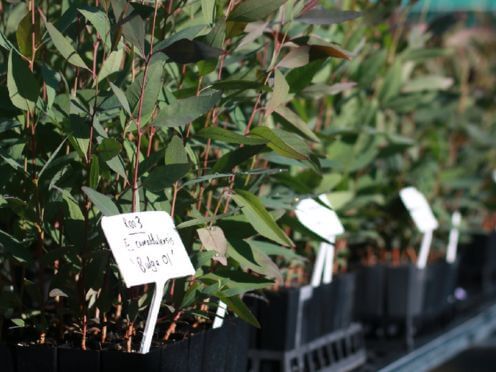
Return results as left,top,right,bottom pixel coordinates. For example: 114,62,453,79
101,211,195,354
296,194,344,287
446,211,461,263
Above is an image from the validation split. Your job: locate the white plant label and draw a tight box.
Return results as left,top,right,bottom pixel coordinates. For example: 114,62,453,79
296,194,344,286
295,194,344,240
400,187,438,269
399,187,439,232
101,211,195,354
446,211,462,263
101,211,195,288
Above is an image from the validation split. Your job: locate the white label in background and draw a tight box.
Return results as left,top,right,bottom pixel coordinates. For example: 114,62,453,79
399,187,439,232
295,194,344,241
101,211,195,287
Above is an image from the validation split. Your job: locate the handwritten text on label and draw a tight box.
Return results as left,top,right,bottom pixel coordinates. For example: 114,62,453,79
101,211,195,287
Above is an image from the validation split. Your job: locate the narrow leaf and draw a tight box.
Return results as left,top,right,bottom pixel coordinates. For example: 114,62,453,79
45,22,89,69
81,187,120,216
232,189,293,247
228,0,287,22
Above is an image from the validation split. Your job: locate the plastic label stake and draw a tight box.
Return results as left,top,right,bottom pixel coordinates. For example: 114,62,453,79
212,301,227,329
101,211,195,354
446,211,462,263
295,194,344,286
399,187,439,269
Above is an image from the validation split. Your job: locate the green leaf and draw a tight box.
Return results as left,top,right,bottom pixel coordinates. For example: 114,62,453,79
246,239,305,261
144,136,190,191
81,186,120,216
97,49,125,84
296,8,361,25
265,69,289,116
16,12,40,58
249,127,309,160
89,156,100,189
379,60,402,105
212,145,266,173
126,53,166,124
45,22,89,69
0,229,32,263
7,50,39,111
112,0,146,55
402,75,453,93
160,39,223,64
232,189,293,246
96,139,122,161
228,0,287,22
39,137,68,178
196,127,267,145
110,82,131,115
215,293,260,328
153,91,221,128
78,5,112,50
274,106,319,143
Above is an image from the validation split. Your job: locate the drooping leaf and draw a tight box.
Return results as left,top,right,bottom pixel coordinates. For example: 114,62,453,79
96,138,122,161
228,0,287,22
278,46,310,69
78,5,112,49
232,189,293,246
196,127,267,145
45,22,89,69
16,13,40,58
144,136,190,190
110,82,131,115
197,226,228,265
126,52,166,124
215,292,260,328
160,39,223,64
7,51,39,111
97,49,125,83
212,145,267,173
81,186,120,216
274,106,319,143
402,76,453,93
249,127,309,160
265,69,289,117
111,0,146,54
297,8,361,25
153,91,221,128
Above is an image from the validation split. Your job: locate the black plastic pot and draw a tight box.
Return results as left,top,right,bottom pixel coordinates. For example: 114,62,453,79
187,331,205,372
0,344,15,372
386,264,425,319
224,318,250,371
330,272,356,331
58,347,100,372
457,232,496,297
354,264,386,321
101,348,161,372
254,287,300,350
160,338,189,372
15,345,57,372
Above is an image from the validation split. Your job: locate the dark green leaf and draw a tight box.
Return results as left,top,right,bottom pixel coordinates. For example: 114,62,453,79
196,127,267,145
228,0,287,22
297,8,361,25
96,139,122,161
153,91,221,128
82,187,120,216
7,51,39,112
161,39,223,64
